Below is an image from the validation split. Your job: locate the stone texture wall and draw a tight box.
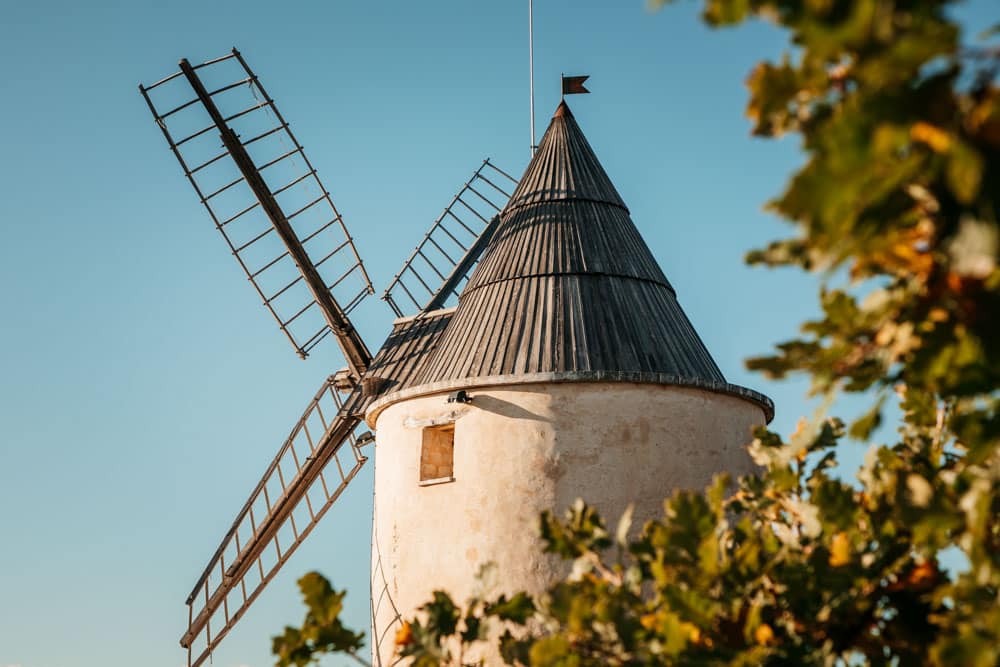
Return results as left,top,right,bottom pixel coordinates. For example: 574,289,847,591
368,382,765,665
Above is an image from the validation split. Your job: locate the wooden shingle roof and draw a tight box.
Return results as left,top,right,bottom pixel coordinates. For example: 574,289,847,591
364,102,772,422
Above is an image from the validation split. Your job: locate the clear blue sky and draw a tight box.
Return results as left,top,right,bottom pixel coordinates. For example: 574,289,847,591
0,2,993,667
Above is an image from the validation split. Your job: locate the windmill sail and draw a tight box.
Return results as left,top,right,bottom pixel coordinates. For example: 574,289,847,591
180,376,368,667
381,159,518,317
139,49,372,374
140,49,519,667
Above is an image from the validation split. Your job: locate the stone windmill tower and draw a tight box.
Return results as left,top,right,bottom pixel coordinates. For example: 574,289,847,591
364,101,773,661
139,50,772,667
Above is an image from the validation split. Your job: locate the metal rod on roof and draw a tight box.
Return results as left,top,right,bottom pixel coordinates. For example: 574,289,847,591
529,0,536,157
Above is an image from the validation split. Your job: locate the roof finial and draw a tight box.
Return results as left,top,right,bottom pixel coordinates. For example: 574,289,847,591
555,74,588,118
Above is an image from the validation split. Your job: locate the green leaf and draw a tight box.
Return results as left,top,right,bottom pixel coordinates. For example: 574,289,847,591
529,636,581,666
703,0,750,25
946,140,984,203
422,590,460,638
849,395,886,440
486,592,536,625
272,573,364,667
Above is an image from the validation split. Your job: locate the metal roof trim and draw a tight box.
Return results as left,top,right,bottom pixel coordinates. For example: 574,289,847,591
501,194,630,218
365,371,774,427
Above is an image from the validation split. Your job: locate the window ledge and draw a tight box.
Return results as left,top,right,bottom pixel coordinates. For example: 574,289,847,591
419,476,455,487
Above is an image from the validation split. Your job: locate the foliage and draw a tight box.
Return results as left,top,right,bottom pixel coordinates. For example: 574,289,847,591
273,0,999,664
272,572,366,667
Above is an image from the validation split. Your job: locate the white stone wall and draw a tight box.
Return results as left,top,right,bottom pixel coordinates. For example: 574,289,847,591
368,382,765,665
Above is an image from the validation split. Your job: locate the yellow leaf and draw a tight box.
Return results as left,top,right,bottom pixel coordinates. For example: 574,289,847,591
640,613,657,630
928,308,949,322
829,531,851,567
907,560,937,588
910,122,951,152
875,322,896,347
394,621,413,646
755,623,775,645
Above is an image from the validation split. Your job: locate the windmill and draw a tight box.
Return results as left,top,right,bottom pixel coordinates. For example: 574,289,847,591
140,48,773,667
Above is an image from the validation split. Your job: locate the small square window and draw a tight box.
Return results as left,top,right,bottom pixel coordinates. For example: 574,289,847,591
420,424,455,483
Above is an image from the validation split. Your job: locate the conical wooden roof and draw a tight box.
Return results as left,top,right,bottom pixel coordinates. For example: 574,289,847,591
415,103,721,379
364,102,772,422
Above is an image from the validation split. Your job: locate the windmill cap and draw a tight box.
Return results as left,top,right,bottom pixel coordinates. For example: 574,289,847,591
363,100,774,425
